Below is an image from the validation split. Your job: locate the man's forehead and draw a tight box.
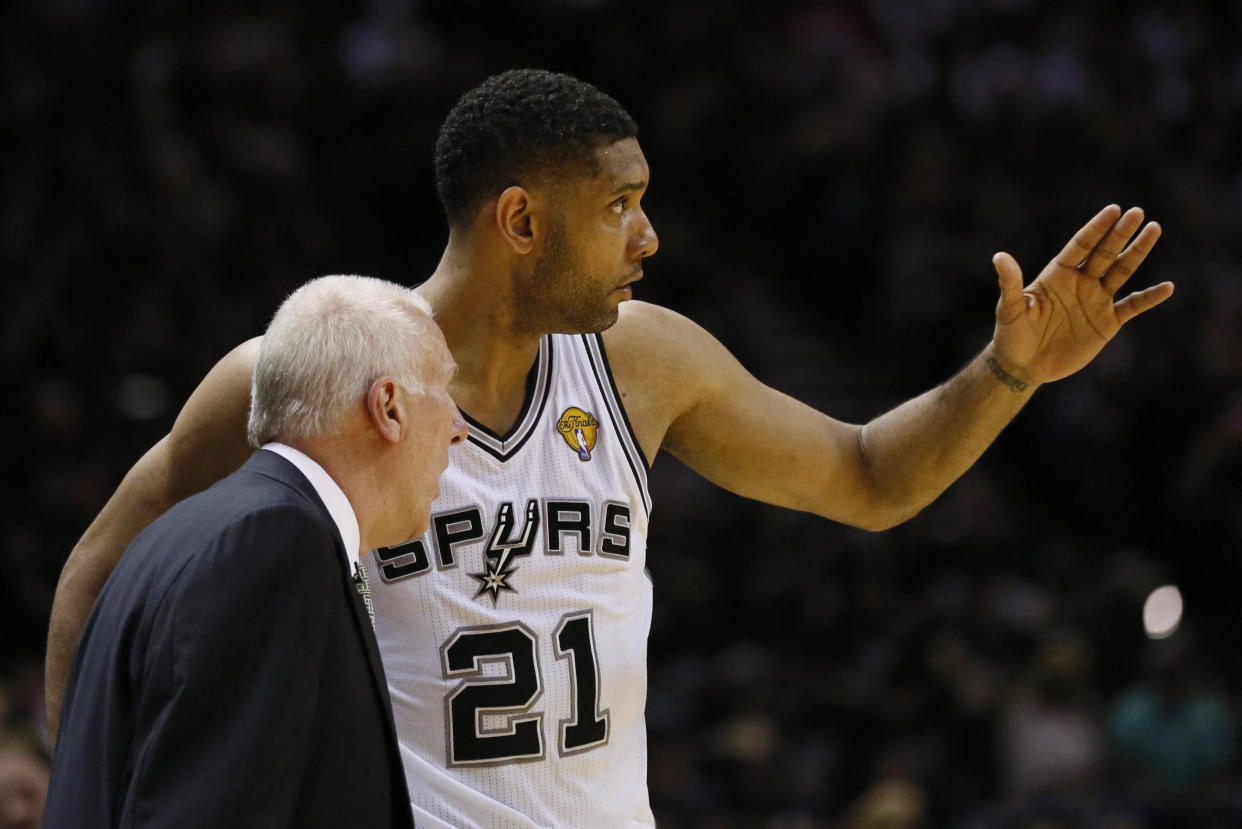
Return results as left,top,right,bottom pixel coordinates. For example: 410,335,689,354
411,349,455,393
439,352,458,383
428,335,457,384
593,137,648,191
404,310,454,379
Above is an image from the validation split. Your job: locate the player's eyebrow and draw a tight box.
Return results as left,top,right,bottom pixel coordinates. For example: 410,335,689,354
608,180,647,198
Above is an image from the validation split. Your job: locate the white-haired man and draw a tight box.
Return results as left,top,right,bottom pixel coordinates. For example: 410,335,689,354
42,275,466,829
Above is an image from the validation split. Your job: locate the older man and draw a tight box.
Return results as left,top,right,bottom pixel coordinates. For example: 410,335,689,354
43,275,466,828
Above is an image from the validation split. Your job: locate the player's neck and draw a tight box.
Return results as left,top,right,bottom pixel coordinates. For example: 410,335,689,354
418,244,545,434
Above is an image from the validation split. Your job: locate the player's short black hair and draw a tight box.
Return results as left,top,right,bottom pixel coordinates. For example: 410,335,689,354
434,69,638,226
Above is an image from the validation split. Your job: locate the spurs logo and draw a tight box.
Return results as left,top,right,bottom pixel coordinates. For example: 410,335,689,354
470,500,540,606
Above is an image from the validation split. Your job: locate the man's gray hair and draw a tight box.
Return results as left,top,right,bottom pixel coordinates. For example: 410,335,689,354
247,275,437,447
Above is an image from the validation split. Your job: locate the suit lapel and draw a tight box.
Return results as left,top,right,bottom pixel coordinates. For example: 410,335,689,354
245,451,408,780
342,564,409,808
343,566,397,713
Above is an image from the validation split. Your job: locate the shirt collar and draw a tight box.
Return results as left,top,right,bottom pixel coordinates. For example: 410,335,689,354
260,442,361,569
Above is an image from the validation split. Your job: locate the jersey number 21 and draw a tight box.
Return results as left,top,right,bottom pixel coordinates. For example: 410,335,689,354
440,609,609,766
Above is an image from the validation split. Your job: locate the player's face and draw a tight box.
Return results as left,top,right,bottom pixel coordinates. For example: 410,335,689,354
397,333,467,542
524,137,658,334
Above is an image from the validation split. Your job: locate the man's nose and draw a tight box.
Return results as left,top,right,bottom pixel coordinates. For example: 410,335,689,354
632,211,658,259
449,410,468,444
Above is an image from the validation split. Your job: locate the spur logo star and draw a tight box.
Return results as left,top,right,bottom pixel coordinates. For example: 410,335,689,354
468,500,539,606
470,550,520,606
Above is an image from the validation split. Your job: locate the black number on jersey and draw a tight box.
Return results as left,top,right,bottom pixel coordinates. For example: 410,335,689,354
554,611,610,753
441,623,544,766
441,612,610,765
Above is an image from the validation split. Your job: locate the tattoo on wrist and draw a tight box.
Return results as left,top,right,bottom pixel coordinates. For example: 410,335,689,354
985,355,1029,393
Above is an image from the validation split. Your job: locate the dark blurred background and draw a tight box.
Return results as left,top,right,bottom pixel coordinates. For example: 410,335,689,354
3,1,1241,827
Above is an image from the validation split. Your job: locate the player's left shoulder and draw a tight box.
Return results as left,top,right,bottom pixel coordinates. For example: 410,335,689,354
598,301,719,461
602,300,713,362
605,299,739,379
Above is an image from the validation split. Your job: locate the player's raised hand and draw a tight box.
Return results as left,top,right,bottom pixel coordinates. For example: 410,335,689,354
990,204,1173,386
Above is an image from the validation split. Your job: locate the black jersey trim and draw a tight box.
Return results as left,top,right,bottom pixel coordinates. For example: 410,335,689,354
582,334,651,517
463,337,554,463
460,361,538,442
589,333,651,470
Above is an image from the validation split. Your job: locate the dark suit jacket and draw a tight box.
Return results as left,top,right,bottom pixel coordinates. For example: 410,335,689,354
44,450,414,829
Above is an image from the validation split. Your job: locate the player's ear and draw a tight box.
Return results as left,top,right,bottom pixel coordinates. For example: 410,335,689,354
495,186,536,255
365,376,404,444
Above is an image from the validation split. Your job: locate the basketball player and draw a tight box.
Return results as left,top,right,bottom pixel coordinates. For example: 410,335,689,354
45,70,1173,827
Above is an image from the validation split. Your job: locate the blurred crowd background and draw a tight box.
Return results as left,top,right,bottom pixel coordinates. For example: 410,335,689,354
3,0,1241,826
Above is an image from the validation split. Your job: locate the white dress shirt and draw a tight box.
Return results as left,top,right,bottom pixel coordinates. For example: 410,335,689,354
260,442,361,571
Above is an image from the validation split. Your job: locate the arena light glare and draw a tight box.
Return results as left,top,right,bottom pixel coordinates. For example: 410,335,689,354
1143,585,1183,640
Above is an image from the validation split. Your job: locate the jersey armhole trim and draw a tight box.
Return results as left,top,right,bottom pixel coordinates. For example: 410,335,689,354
583,333,651,518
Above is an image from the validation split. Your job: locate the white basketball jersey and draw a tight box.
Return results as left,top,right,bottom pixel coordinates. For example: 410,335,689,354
364,333,655,828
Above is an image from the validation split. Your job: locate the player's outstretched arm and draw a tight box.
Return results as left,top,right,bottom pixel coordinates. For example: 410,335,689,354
44,338,260,744
612,205,1170,531
837,204,1171,523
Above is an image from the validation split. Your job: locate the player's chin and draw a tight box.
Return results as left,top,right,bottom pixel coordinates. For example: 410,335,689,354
595,297,625,325
403,523,428,545
563,305,620,335
406,511,432,543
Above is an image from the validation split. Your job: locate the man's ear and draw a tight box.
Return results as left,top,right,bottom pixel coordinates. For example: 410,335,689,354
495,186,539,255
365,377,405,444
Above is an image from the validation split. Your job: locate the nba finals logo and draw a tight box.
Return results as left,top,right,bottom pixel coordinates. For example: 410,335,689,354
556,407,599,461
